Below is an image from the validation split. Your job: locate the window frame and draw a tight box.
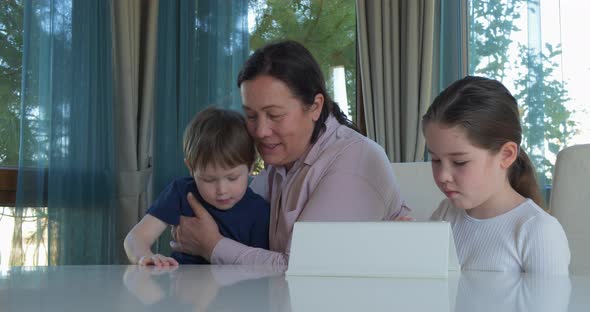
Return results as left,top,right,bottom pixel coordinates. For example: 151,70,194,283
0,167,17,206
0,167,48,207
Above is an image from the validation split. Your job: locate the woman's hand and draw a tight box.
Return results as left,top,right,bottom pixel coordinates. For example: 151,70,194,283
395,215,415,222
170,192,224,261
138,254,179,267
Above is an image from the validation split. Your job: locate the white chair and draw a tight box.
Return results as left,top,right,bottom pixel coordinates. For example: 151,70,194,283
550,144,590,274
391,162,445,221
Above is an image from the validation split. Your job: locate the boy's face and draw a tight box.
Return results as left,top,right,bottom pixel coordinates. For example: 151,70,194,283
190,163,250,210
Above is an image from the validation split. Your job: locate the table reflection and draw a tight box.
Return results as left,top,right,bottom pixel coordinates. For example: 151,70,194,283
454,271,571,312
0,265,579,311
286,272,571,312
122,265,288,311
121,266,573,312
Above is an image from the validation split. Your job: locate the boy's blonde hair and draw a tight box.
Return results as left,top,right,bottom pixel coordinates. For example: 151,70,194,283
183,107,256,172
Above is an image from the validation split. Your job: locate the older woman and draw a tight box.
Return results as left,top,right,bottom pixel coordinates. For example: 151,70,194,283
171,40,410,266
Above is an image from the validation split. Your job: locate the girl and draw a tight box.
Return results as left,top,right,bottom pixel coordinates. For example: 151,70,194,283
425,76,570,274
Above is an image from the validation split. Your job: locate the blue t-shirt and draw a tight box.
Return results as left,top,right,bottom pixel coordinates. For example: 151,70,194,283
147,176,270,264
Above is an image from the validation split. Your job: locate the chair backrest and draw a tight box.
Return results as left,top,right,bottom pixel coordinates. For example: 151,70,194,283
391,162,445,221
550,144,590,273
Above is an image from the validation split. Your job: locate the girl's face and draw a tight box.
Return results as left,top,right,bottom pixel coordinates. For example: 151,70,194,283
424,123,510,215
241,75,323,170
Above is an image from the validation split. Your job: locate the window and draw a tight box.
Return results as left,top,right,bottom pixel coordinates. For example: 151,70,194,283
247,0,357,121
0,0,50,267
0,0,23,167
468,0,589,198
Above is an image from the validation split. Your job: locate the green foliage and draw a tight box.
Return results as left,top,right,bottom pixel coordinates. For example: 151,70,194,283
469,0,578,186
0,0,23,166
0,0,70,168
469,0,523,79
247,0,356,120
513,43,576,184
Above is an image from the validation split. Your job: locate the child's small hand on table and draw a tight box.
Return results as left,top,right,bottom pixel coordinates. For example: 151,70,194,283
138,254,179,267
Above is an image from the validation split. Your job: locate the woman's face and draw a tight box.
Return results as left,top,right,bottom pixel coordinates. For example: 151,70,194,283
241,75,323,169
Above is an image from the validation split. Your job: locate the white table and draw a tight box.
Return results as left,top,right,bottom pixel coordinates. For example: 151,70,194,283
1,265,588,311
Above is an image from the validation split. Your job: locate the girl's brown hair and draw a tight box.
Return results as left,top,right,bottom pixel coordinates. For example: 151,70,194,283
422,76,544,207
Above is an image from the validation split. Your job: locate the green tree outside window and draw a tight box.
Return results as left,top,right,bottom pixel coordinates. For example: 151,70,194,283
468,0,578,199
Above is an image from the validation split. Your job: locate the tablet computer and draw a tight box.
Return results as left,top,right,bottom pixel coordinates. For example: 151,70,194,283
286,221,459,278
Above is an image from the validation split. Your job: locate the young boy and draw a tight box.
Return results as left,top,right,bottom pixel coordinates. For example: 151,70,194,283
124,107,270,265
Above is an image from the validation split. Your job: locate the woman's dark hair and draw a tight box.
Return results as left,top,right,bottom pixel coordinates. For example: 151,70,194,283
237,40,359,143
422,76,544,208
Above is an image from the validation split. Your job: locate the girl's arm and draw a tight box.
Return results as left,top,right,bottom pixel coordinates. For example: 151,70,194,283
521,215,571,274
124,214,178,266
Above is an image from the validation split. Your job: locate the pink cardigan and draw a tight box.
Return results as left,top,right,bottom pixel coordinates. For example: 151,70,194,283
210,115,409,266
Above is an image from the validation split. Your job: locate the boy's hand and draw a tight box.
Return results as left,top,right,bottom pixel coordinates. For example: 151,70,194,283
138,254,179,267
170,192,223,261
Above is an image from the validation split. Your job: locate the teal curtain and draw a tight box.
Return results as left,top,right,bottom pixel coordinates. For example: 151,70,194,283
153,0,249,252
440,0,466,90
429,0,466,162
16,0,117,264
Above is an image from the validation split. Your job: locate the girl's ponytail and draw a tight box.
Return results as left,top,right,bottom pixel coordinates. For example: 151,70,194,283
509,148,545,209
